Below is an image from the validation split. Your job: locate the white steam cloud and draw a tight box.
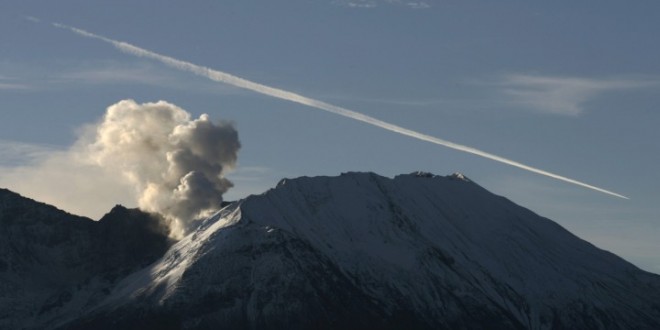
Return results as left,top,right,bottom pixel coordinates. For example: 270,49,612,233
89,100,240,234
49,21,627,199
0,100,239,237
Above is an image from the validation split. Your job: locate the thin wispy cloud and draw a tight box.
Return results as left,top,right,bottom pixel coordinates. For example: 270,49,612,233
405,1,431,9
340,0,377,8
1,62,172,89
499,74,655,116
46,20,629,199
60,62,174,86
0,76,30,90
333,0,431,9
60,62,243,94
23,16,41,23
0,82,29,90
0,60,240,94
0,139,60,166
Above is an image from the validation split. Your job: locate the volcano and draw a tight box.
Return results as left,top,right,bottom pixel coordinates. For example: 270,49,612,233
1,172,659,329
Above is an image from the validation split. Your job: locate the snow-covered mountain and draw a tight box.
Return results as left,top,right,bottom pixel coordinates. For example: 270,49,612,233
2,172,660,329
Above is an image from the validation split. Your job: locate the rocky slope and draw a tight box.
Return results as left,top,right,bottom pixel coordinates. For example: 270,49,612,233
0,189,172,329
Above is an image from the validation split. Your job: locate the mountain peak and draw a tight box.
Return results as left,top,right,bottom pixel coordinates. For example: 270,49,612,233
406,170,437,178
119,172,658,329
448,171,470,181
2,174,660,329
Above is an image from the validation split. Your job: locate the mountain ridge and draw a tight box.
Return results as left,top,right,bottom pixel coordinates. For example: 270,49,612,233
1,172,659,329
0,189,173,329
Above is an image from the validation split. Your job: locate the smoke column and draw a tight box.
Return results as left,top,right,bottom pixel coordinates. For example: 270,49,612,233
50,21,627,199
88,100,240,236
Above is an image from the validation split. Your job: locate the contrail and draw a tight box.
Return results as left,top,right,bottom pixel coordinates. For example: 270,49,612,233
50,21,628,199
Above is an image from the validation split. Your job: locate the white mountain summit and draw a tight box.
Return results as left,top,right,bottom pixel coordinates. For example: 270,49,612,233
1,172,659,329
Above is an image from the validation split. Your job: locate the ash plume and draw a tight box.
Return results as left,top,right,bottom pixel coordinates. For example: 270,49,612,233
0,100,239,238
87,100,240,236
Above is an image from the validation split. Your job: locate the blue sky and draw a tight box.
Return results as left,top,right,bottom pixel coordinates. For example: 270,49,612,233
0,1,659,273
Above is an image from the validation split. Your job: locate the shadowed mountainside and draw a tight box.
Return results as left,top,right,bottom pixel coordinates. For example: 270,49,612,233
0,189,172,329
